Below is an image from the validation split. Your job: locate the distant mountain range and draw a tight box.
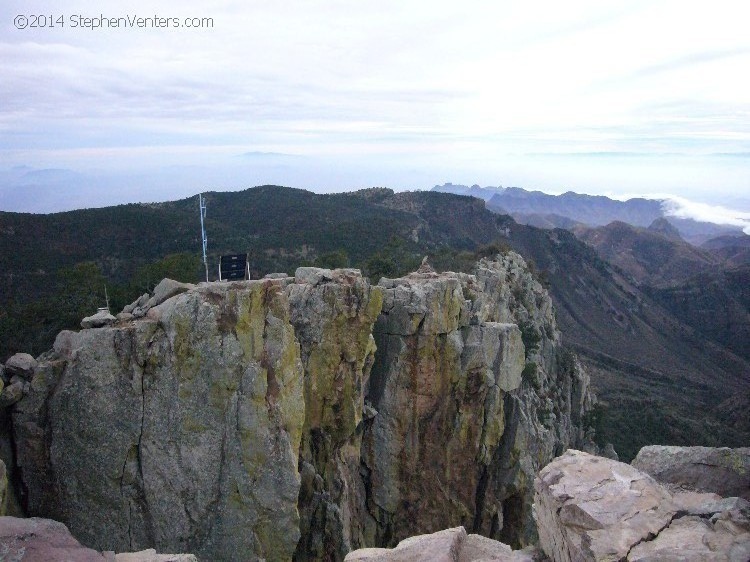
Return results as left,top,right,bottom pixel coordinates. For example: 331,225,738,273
2,185,749,461
432,183,744,245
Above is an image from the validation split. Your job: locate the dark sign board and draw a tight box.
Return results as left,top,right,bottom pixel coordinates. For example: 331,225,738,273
220,254,248,281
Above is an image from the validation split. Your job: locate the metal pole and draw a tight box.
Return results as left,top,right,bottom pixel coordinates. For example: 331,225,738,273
199,194,209,282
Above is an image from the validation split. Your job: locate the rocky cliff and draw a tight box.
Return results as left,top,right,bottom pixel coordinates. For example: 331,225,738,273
8,253,595,560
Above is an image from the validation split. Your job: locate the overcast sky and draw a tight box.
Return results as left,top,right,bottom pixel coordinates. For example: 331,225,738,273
1,1,749,222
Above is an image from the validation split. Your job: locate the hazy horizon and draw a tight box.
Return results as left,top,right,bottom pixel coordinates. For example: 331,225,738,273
2,1,749,228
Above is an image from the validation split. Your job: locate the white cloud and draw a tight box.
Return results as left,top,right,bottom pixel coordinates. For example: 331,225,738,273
662,197,750,234
1,0,749,209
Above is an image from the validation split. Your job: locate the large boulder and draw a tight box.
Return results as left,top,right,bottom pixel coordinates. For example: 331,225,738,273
632,445,750,500
534,449,750,561
145,278,194,308
80,309,116,329
534,449,676,561
344,526,535,562
0,516,197,561
4,352,37,379
0,516,111,561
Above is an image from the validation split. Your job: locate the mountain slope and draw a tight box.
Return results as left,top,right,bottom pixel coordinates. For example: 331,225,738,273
1,186,748,461
494,222,750,459
486,188,664,227
573,220,721,287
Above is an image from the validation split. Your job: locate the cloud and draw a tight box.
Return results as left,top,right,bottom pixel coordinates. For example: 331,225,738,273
662,197,750,234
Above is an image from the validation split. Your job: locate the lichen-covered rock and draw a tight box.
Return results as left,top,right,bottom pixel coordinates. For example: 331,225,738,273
11,255,594,559
14,279,306,561
5,352,37,379
632,445,750,500
0,380,23,407
287,268,384,560
362,254,594,548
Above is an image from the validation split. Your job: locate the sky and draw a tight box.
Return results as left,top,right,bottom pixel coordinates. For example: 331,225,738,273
1,0,749,227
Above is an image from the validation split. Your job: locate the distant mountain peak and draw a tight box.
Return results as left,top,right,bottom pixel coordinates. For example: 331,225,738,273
648,217,683,241
431,183,505,201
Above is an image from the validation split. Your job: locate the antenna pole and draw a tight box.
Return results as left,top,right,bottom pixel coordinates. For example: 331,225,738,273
199,194,209,282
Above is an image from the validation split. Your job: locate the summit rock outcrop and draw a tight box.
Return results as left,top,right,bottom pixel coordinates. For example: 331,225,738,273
362,254,594,549
9,253,595,560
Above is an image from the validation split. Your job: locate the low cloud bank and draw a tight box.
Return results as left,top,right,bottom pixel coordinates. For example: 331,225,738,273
662,196,750,235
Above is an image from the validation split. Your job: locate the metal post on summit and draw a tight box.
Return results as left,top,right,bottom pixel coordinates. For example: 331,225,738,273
199,193,209,282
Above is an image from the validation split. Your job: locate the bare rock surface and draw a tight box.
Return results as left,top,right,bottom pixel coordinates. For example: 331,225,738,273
0,516,109,561
344,526,535,562
534,449,750,561
0,516,197,562
15,278,307,561
627,511,750,562
80,310,117,329
145,278,194,309
4,352,37,379
364,255,594,547
114,549,198,561
11,254,595,560
632,445,750,500
287,268,383,560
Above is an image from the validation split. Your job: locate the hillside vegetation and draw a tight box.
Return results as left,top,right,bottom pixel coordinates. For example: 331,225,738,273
1,185,748,461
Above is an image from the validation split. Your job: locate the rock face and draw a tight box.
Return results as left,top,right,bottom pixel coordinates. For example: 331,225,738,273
288,268,384,560
362,254,594,548
534,449,750,561
14,278,308,561
0,516,198,561
632,445,750,500
10,254,594,560
0,459,7,516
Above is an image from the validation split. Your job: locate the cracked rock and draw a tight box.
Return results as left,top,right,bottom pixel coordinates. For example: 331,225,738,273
534,449,750,561
534,449,677,561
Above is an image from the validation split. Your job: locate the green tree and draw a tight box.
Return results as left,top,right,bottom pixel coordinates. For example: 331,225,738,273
130,253,203,293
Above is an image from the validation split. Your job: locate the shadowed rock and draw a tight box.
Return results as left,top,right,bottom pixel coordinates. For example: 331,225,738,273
632,445,750,500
